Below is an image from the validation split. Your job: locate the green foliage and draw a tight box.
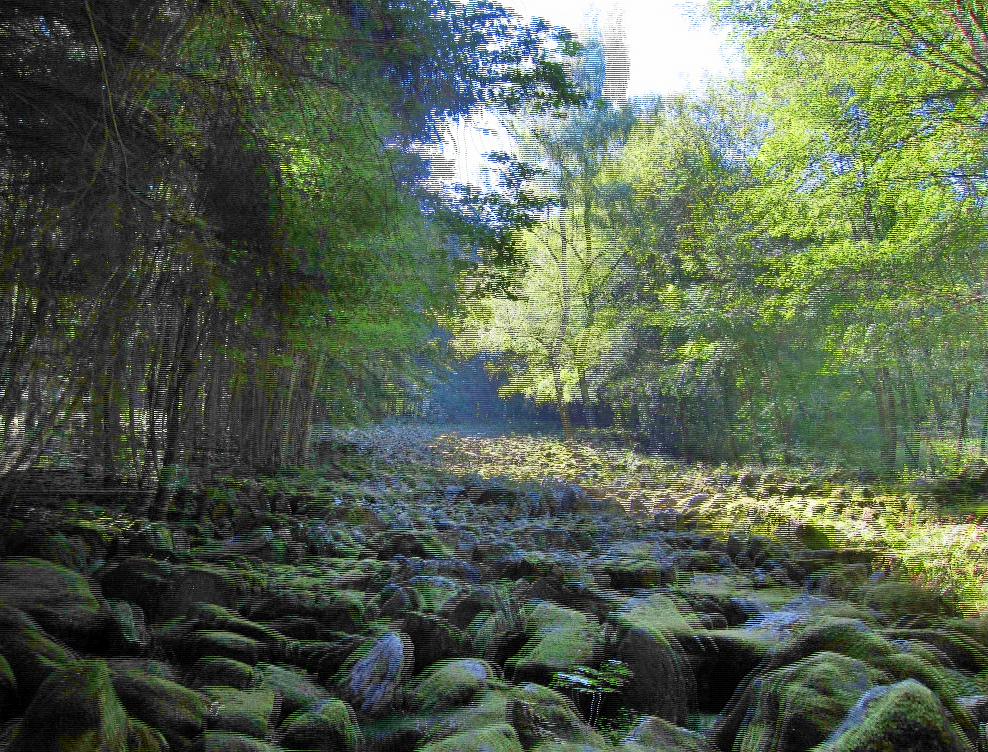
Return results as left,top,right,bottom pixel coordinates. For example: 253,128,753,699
551,660,634,728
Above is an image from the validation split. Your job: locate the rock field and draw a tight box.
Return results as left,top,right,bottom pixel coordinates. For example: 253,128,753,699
1,424,987,751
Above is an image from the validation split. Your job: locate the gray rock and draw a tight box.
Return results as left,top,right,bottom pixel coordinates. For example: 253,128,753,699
342,632,413,716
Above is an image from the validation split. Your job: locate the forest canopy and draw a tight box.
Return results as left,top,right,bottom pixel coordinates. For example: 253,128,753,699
3,0,988,509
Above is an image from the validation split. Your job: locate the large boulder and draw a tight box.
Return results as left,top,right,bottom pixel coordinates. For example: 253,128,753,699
111,669,212,751
0,557,110,648
407,658,500,713
7,660,127,752
0,605,75,706
418,723,523,752
508,683,612,750
612,626,696,725
340,632,413,716
819,679,974,752
278,698,363,752
726,651,875,752
202,686,277,738
100,557,242,622
623,716,716,752
257,663,334,721
510,603,599,686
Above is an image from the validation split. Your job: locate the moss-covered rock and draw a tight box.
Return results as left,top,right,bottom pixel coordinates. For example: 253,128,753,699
859,582,953,617
729,651,875,752
340,632,413,716
125,718,169,752
244,588,368,634
716,619,976,751
257,663,334,721
278,699,362,752
818,679,973,752
188,655,261,690
612,625,697,725
8,660,128,752
602,560,677,589
418,723,523,752
510,603,599,685
189,730,284,752
189,630,267,665
508,683,611,751
402,611,463,673
0,605,74,705
408,658,499,713
111,669,211,750
0,557,109,648
203,686,277,737
622,716,716,752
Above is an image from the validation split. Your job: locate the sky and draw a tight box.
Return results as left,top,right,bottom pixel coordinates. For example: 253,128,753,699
505,0,741,98
441,0,742,184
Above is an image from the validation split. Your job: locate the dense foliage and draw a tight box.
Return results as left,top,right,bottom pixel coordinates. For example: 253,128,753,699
4,0,988,505
0,0,581,513
458,1,988,476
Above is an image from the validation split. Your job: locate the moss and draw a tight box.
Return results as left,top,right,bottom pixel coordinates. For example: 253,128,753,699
736,652,874,752
511,609,599,685
820,679,972,752
279,699,363,752
190,630,266,665
202,686,277,737
125,719,169,752
111,669,211,743
409,658,499,712
418,723,523,752
8,660,128,752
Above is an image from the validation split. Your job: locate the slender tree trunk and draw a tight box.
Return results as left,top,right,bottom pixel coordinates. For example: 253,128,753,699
550,358,572,435
957,380,973,466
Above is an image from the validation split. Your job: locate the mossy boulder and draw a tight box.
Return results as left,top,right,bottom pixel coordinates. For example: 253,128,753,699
340,632,413,716
8,660,127,752
402,611,463,672
717,619,975,751
278,699,363,752
111,669,211,750
189,731,284,752
602,560,677,589
0,605,74,705
203,686,277,737
510,603,599,685
860,581,953,617
188,656,261,690
622,716,716,752
257,663,334,721
408,658,499,713
727,652,875,752
0,557,109,648
818,679,973,752
244,589,368,634
612,626,697,725
418,723,523,752
508,683,611,750
125,718,170,752
106,599,150,654
189,630,267,665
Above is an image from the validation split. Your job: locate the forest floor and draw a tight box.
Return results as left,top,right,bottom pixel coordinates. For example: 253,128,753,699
3,422,988,751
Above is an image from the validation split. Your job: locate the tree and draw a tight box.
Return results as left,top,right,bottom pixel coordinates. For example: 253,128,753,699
0,0,584,511
709,0,988,472
458,19,639,433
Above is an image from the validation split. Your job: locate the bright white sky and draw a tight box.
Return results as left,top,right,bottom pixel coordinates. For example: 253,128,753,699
441,1,741,183
505,0,741,98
